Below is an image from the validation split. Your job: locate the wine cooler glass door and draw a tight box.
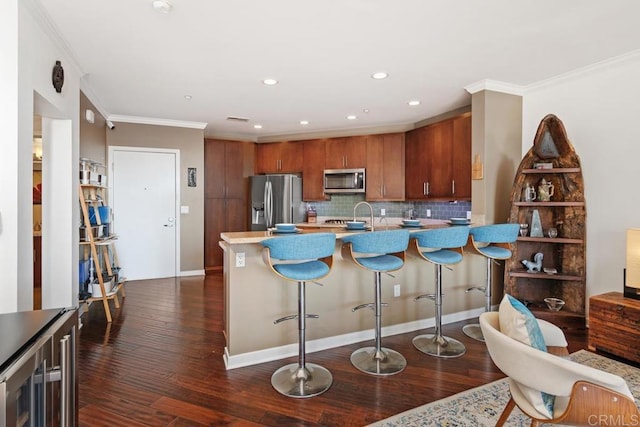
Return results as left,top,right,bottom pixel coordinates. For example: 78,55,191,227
2,348,47,427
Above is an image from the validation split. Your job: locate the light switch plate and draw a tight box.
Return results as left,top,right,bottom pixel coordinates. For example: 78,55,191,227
180,205,189,214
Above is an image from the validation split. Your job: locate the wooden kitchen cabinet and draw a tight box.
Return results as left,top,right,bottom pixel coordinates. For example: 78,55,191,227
205,139,249,270
255,141,303,174
206,139,244,199
405,113,471,201
366,133,405,201
405,127,428,199
324,136,367,169
301,138,328,201
452,114,472,199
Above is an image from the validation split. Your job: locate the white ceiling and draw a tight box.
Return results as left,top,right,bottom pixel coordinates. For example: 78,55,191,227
37,0,640,141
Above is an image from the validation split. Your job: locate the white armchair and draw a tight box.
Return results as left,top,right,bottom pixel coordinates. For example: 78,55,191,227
480,312,639,426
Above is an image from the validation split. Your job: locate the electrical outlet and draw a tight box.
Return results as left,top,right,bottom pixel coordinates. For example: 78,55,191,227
380,208,386,216
235,252,245,267
394,284,400,297
426,209,431,217
466,210,472,220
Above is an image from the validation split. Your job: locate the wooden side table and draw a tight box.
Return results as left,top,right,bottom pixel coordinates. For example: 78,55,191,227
588,292,640,364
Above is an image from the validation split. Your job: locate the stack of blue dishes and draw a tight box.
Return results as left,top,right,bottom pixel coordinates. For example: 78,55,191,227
345,221,366,231
274,223,297,233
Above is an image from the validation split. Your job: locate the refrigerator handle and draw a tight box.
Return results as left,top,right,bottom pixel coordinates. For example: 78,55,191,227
264,181,273,227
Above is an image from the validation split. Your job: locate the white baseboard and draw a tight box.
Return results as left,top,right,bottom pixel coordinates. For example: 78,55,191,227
180,269,205,277
223,306,487,370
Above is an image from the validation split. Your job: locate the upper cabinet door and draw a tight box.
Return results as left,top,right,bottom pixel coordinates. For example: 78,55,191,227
452,114,472,200
301,139,327,201
205,139,226,199
255,143,281,174
256,142,303,174
405,113,471,201
325,136,366,169
224,141,245,199
366,133,404,201
280,141,303,173
405,127,429,200
380,133,405,200
425,120,454,198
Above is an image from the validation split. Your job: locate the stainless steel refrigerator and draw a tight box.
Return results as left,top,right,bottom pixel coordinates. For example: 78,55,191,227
250,174,304,230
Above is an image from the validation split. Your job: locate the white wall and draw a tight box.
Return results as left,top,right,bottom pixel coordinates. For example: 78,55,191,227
522,52,640,301
0,0,20,313
0,0,81,312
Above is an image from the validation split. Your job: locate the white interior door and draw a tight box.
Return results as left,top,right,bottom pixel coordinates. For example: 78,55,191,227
109,147,180,280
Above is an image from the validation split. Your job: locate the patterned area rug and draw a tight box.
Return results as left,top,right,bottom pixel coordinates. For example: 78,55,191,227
369,350,640,427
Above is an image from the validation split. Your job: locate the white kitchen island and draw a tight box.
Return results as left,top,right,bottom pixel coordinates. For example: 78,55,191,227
220,224,487,369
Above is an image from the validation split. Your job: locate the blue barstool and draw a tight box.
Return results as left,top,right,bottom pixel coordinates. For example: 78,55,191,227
411,226,470,358
261,232,336,398
463,223,520,342
341,229,410,375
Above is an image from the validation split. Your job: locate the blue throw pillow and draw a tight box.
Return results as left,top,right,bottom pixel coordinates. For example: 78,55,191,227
499,294,555,418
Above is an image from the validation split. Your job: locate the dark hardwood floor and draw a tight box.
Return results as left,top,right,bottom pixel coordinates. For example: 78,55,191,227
78,273,587,426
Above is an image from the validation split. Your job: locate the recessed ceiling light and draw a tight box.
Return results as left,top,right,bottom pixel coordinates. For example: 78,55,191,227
151,0,173,13
184,95,192,101
300,120,309,125
371,72,388,80
262,79,278,86
254,124,263,129
347,115,357,120
408,100,421,106
362,109,370,114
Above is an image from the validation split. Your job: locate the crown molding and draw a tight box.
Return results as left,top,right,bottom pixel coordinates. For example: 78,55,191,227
25,0,84,78
525,49,640,93
108,115,207,130
253,122,415,143
205,131,258,142
464,79,524,96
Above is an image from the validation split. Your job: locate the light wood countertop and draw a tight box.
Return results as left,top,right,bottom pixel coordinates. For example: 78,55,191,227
220,221,451,245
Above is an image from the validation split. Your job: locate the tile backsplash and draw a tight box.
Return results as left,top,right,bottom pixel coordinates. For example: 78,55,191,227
307,194,471,220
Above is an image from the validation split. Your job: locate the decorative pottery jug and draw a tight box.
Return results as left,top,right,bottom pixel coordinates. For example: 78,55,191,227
537,178,554,202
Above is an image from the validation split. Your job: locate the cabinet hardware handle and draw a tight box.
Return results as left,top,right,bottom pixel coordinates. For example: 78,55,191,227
423,182,426,196
452,180,455,195
60,334,71,426
426,182,430,196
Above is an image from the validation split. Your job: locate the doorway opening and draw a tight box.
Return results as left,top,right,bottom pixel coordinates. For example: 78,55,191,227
33,116,42,309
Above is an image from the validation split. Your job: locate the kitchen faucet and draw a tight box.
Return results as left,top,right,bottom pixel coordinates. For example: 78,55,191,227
353,201,374,231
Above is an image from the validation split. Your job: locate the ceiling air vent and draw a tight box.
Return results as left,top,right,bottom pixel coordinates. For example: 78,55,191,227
226,116,250,123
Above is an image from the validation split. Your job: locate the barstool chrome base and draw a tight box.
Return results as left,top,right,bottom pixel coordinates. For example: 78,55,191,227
462,323,485,342
412,333,466,358
271,363,333,398
350,346,406,376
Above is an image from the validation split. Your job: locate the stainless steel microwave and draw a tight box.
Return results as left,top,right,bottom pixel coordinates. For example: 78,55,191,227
323,168,365,194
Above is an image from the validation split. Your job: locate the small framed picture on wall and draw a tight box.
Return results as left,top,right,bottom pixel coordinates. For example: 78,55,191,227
187,168,197,187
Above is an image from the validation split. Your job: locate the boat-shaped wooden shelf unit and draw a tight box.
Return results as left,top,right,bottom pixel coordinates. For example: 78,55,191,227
504,114,587,329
